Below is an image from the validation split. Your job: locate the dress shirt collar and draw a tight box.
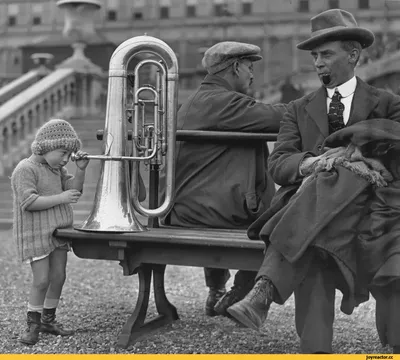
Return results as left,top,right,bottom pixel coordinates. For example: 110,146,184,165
326,76,357,99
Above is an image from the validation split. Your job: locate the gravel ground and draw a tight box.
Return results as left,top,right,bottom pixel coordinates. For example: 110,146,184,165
0,228,394,355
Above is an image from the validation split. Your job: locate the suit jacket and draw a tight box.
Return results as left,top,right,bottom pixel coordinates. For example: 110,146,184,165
250,77,400,239
164,74,287,229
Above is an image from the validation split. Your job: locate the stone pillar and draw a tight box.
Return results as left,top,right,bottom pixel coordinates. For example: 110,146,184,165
89,75,104,115
31,53,54,77
56,0,106,117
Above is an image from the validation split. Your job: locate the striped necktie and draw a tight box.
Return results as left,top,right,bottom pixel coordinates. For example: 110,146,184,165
328,88,345,134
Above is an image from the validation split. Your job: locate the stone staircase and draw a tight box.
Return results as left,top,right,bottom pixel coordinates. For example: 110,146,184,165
0,116,105,230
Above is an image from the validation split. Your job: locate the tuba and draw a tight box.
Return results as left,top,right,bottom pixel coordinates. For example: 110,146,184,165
74,35,179,232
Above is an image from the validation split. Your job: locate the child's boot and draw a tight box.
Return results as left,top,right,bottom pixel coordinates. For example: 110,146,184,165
40,308,74,336
19,311,41,345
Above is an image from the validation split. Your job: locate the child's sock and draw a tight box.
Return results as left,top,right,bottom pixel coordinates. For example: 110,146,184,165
41,298,74,336
43,298,59,310
27,303,43,313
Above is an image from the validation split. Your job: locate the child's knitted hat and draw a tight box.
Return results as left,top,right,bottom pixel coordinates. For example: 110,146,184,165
31,119,82,155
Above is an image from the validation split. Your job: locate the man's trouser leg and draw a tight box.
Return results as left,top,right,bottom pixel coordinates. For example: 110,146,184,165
233,270,257,295
204,267,230,316
227,245,315,329
256,245,314,304
204,268,230,289
371,280,400,349
294,255,336,354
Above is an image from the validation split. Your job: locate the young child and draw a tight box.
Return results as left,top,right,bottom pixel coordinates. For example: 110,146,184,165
11,119,90,346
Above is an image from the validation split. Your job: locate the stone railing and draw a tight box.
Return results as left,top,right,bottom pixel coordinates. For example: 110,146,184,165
0,68,106,175
0,70,51,107
0,75,20,89
0,54,54,107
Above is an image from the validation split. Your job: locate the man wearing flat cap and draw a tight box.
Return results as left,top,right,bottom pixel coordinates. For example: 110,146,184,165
163,41,287,318
228,9,400,354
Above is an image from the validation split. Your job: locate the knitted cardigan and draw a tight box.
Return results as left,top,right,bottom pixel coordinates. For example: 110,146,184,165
11,158,75,263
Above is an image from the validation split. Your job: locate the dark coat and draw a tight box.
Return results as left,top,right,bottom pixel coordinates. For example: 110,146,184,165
358,183,400,286
164,74,287,229
248,79,400,313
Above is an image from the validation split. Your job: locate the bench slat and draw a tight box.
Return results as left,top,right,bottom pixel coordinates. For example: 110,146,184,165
136,246,263,271
54,227,264,250
176,130,277,142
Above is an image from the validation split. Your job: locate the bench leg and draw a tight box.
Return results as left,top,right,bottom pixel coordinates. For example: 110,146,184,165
153,264,179,321
116,264,179,349
117,264,152,348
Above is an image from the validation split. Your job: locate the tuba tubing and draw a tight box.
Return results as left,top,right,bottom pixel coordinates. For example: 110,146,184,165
112,36,178,218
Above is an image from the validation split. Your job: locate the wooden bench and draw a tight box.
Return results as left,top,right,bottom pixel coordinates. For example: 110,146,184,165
54,227,265,348
53,130,277,348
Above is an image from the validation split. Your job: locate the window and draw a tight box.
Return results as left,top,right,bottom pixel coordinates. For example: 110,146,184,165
107,0,119,21
214,0,227,16
242,2,252,15
214,4,223,16
32,4,43,25
328,0,339,9
8,16,16,26
132,0,144,19
33,16,41,25
132,12,143,19
358,0,369,9
107,10,117,21
160,0,171,19
160,7,169,18
298,0,309,12
8,4,18,26
187,5,196,17
187,0,197,17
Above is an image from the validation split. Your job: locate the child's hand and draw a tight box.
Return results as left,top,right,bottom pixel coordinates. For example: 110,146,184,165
59,189,82,204
74,150,90,170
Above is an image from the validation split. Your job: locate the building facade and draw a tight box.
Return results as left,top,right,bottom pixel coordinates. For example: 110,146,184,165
1,0,400,93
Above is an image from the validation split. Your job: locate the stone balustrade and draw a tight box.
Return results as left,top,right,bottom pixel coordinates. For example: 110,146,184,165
0,53,54,107
0,68,106,176
0,69,51,107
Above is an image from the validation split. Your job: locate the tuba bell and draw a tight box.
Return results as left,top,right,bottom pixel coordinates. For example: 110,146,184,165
74,35,179,232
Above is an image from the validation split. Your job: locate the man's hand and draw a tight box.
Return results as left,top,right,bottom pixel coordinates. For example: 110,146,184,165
322,146,347,159
300,147,348,176
299,156,322,176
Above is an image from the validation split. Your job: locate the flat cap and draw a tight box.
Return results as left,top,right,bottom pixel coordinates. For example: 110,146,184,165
202,41,262,75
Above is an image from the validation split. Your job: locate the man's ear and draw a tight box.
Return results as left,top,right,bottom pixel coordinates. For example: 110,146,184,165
349,48,360,65
233,60,241,76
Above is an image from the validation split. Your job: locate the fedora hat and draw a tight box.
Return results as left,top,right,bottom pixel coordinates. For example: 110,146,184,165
297,9,375,50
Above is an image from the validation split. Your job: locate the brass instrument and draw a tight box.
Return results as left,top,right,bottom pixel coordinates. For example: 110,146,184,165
74,35,179,232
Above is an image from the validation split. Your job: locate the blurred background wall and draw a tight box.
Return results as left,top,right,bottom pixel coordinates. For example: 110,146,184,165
0,0,399,101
